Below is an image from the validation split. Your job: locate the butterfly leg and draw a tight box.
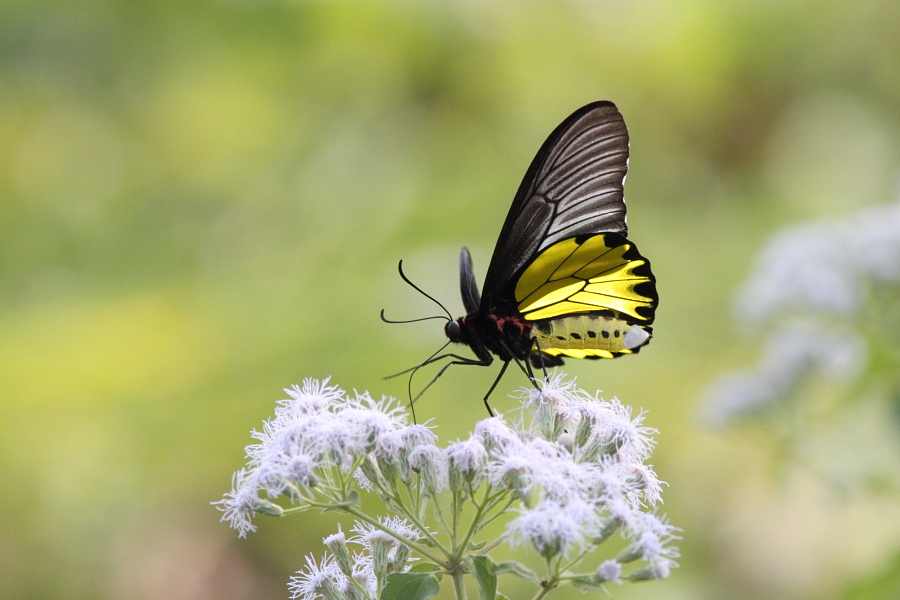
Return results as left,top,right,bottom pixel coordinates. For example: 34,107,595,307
480,360,510,417
496,338,541,390
409,354,493,417
530,337,551,382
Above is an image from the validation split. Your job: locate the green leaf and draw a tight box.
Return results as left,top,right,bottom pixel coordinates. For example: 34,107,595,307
492,561,538,582
380,573,441,600
340,490,361,506
409,563,444,581
467,555,497,600
468,540,487,551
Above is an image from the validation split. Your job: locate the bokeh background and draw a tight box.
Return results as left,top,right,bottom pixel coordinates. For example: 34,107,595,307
3,1,900,598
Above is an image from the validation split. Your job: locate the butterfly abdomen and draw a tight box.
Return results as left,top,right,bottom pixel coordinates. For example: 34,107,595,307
532,315,651,359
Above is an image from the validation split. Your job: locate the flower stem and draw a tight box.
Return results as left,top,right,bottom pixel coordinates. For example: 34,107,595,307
451,570,468,600
529,578,557,600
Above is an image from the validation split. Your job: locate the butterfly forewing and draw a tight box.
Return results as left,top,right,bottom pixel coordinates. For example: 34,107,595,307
480,102,631,313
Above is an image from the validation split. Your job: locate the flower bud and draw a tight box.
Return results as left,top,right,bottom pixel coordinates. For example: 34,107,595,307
389,542,412,573
359,456,383,489
317,574,344,600
251,498,284,517
369,532,394,584
626,560,671,581
574,413,594,448
593,517,621,545
616,542,643,564
324,530,353,578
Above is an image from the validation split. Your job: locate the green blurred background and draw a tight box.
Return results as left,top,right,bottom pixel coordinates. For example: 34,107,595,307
3,0,900,598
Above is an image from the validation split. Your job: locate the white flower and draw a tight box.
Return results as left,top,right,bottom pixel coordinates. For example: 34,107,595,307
374,423,439,485
279,378,345,418
220,380,416,528
488,453,537,495
374,430,406,469
324,527,354,578
704,323,865,425
529,452,587,503
626,463,663,507
445,437,487,489
349,516,421,554
285,453,319,487
587,458,642,530
736,201,900,326
649,558,673,580
509,501,585,558
474,417,523,455
288,554,345,600
353,466,374,491
341,391,408,451
585,397,657,462
400,423,438,450
213,469,259,538
597,559,622,584
350,551,377,597
349,520,397,549
379,516,421,542
516,372,580,410
349,517,421,582
408,444,448,495
622,512,681,563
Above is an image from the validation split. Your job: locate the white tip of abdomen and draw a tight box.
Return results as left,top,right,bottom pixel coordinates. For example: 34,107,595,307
623,325,651,350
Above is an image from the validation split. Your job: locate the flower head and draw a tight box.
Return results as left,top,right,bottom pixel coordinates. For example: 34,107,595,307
213,469,259,538
445,437,487,490
288,554,345,600
509,501,585,558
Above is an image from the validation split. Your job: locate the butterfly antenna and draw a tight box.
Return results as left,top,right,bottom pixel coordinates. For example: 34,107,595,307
380,310,449,325
396,260,453,320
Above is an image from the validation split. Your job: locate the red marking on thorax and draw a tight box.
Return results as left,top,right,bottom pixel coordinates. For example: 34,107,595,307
487,314,532,336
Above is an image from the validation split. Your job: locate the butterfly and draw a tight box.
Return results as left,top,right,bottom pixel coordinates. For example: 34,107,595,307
387,101,657,415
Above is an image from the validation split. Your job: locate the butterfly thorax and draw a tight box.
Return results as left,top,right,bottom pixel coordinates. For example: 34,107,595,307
447,313,535,363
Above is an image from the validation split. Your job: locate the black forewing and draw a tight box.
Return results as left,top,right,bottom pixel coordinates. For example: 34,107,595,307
480,101,630,314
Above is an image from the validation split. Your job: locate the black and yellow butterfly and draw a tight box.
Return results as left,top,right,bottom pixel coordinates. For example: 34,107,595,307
389,101,657,414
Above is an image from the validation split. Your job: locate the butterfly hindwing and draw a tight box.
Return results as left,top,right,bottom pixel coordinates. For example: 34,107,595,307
514,233,657,323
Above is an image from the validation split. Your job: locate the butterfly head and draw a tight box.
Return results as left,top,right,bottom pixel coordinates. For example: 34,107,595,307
445,318,467,344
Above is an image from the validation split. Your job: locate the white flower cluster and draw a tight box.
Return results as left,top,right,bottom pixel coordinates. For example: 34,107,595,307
499,375,678,574
736,200,900,325
289,518,420,600
704,324,864,426
216,375,678,598
215,378,412,537
705,199,900,424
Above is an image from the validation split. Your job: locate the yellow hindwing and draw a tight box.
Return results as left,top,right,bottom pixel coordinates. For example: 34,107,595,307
514,234,657,322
